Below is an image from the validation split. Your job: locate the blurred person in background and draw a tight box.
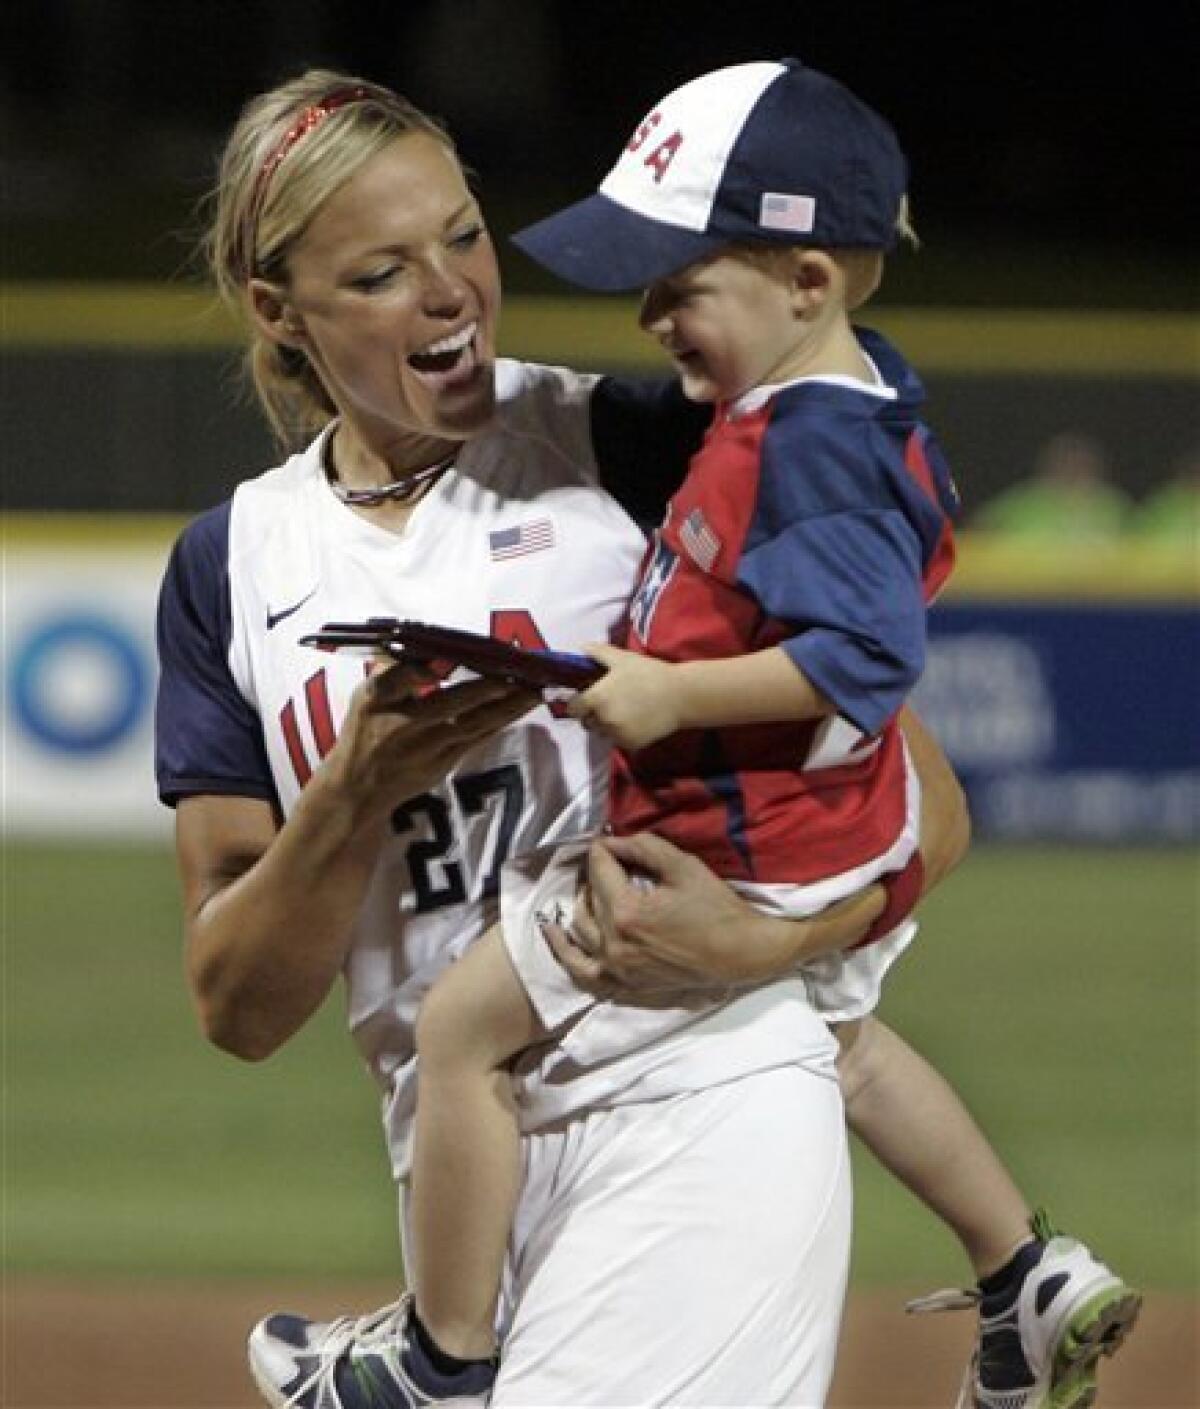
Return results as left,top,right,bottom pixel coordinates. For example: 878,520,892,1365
973,430,1131,544
1128,449,1200,547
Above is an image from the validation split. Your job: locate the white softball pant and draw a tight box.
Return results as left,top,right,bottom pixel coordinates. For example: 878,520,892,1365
492,1064,851,1407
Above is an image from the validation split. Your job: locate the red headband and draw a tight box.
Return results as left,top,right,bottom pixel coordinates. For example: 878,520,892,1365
240,85,372,278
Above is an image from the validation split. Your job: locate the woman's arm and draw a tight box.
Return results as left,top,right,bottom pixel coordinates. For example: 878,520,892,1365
176,664,538,1061
547,707,968,993
896,704,971,891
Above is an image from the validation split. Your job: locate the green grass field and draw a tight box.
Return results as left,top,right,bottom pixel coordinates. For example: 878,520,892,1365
4,842,1196,1290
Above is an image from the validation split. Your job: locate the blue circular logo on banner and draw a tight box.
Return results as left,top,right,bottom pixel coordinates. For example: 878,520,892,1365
10,615,148,755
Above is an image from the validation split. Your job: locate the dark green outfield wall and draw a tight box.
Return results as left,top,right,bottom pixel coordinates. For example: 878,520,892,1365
5,289,1197,513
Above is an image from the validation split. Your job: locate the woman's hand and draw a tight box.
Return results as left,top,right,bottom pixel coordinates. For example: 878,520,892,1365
178,661,539,1062
541,710,967,999
544,833,744,995
565,644,681,752
542,833,884,996
326,660,541,829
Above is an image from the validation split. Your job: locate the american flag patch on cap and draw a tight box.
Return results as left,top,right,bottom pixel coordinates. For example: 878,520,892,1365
679,507,721,572
489,517,555,560
759,192,816,234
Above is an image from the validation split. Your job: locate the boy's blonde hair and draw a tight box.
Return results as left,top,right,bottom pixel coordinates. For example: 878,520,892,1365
201,70,457,448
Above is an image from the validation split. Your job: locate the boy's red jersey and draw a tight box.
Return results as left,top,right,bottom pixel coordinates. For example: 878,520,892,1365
609,328,958,884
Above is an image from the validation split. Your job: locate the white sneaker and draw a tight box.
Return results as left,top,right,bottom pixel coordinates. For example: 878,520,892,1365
248,1294,496,1409
908,1221,1141,1409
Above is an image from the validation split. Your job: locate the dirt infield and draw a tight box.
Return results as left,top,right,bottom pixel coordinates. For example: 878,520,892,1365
4,1280,1194,1407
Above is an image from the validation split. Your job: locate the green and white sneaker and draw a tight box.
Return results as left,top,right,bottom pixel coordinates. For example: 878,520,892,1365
248,1294,496,1408
908,1213,1141,1409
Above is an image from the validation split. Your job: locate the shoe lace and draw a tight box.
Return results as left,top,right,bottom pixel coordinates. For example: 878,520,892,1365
905,1286,981,1315
1029,1206,1058,1242
905,1208,1060,1319
283,1297,410,1407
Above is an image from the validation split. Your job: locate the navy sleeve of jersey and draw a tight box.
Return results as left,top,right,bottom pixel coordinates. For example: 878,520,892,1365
738,410,928,737
590,375,709,528
155,502,278,809
745,511,925,735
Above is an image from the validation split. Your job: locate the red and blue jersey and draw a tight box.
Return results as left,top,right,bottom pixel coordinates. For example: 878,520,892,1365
609,327,959,885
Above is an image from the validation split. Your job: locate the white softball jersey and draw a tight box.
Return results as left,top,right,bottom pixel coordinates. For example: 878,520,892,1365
156,359,841,1177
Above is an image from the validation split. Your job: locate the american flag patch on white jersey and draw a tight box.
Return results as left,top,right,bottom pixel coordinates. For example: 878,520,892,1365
489,517,555,560
759,191,816,234
679,507,721,571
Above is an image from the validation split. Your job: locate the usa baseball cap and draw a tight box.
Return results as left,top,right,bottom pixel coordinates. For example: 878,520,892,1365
512,58,907,291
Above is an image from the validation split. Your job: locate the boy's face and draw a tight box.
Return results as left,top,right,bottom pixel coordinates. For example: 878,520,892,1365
637,250,806,404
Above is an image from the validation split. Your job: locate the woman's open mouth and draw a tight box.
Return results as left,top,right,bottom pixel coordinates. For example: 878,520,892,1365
408,320,481,391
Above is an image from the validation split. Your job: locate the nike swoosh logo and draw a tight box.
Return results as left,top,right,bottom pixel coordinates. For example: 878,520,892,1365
266,588,318,631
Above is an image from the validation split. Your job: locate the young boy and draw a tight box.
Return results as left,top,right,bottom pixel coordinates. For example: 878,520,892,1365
504,60,1143,1409
431,60,1137,1409
257,59,1139,1409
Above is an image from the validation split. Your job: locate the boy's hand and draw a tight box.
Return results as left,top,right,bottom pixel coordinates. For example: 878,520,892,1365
566,643,681,751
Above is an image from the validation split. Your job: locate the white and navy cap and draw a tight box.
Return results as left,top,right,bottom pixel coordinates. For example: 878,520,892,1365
512,58,907,291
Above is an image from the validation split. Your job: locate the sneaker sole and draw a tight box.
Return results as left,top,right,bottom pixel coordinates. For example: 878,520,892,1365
1046,1288,1143,1409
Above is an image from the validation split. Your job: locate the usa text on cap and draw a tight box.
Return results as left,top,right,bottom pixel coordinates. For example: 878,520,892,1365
512,58,908,291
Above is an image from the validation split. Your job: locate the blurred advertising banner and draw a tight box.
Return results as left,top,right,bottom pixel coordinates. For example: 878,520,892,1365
3,523,1197,842
917,601,1199,842
4,526,173,839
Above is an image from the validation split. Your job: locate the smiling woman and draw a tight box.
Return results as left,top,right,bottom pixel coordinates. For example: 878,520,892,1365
206,72,499,504
247,133,499,482
155,65,978,1409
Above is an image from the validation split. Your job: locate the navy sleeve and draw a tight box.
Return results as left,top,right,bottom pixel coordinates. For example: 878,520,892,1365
744,511,926,735
738,411,928,737
154,502,278,808
589,375,709,528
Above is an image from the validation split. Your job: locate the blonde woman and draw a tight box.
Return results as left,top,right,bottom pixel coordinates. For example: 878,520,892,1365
159,69,984,1409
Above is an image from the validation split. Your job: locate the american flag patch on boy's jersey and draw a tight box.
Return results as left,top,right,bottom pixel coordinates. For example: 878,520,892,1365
489,517,555,560
679,507,721,571
759,191,816,234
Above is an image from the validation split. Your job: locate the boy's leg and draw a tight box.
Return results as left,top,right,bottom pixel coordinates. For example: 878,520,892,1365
408,924,544,1361
247,927,539,1407
247,1297,495,1409
838,1016,1140,1407
836,1016,1030,1277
